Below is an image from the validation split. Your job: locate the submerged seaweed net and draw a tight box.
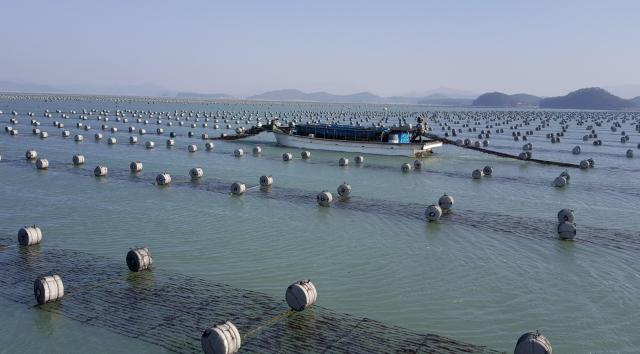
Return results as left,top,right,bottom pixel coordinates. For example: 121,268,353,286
0,247,501,354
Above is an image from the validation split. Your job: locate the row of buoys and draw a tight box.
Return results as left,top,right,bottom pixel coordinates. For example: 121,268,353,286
316,182,353,207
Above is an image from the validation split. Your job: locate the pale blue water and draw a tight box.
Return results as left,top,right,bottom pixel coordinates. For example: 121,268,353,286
0,96,639,353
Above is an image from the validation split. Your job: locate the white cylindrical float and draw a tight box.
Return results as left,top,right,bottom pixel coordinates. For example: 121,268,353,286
472,169,483,179
201,321,241,354
233,148,244,157
553,176,567,188
107,137,117,145
36,159,49,170
438,194,454,211
282,152,293,161
339,157,349,167
188,144,198,152
166,139,175,147
190,167,204,179
205,142,215,151
34,275,64,305
94,165,108,177
557,222,577,240
259,175,273,187
401,162,412,173
18,226,43,246
230,182,246,195
126,247,153,272
425,204,442,222
130,161,143,172
26,150,38,160
40,131,49,139
301,151,311,160
413,160,422,170
72,154,85,166
355,155,364,165
285,280,318,311
130,136,138,144
483,166,493,176
145,141,156,149
252,145,261,155
156,173,172,185
316,191,332,207
337,183,352,198
557,208,575,223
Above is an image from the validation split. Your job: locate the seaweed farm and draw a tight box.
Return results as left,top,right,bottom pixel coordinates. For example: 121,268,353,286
1,95,640,353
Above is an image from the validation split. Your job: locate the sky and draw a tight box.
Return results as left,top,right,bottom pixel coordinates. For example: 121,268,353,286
1,0,639,97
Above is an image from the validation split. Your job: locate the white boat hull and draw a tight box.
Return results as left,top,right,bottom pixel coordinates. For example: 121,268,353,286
273,132,442,157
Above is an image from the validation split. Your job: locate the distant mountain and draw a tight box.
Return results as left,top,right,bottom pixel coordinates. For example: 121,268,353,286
248,89,383,103
631,96,640,107
472,92,541,107
402,87,479,99
0,80,61,93
540,87,634,110
175,92,234,100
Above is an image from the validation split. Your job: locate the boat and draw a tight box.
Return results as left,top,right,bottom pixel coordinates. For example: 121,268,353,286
271,119,443,157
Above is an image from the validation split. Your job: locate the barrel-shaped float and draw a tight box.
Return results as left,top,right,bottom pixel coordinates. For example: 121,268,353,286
285,280,318,311
34,275,64,305
126,247,153,272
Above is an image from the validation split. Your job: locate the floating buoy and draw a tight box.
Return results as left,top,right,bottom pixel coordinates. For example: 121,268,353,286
39,131,48,139
339,157,349,166
107,137,117,145
572,146,581,155
130,161,143,172
557,208,575,223
282,152,293,161
34,275,64,305
557,222,577,240
337,183,352,198
18,226,43,246
587,158,595,168
626,149,633,158
188,144,198,152
156,173,172,185
355,155,364,165
259,175,273,187
579,160,589,169
301,151,311,159
205,142,214,151
61,130,70,137
514,332,552,354
472,169,483,179
413,160,423,170
425,204,442,222
145,141,156,149
252,145,261,155
285,280,318,311
72,154,85,165
401,162,412,173
317,191,332,206
482,166,493,176
234,148,244,157
166,139,175,147
10,129,18,135
190,167,204,179
438,194,454,211
230,182,246,195
94,133,103,140
201,321,241,354
559,171,570,182
26,150,38,160
129,136,138,144
553,176,567,188
94,165,108,177
36,158,49,170
126,247,153,272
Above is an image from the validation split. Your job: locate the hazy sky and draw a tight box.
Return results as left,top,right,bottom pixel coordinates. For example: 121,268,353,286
1,0,639,97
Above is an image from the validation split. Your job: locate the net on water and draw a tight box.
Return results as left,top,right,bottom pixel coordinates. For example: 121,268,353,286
0,247,502,354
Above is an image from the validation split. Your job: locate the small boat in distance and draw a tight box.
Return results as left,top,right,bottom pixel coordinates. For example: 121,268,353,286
271,118,443,157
